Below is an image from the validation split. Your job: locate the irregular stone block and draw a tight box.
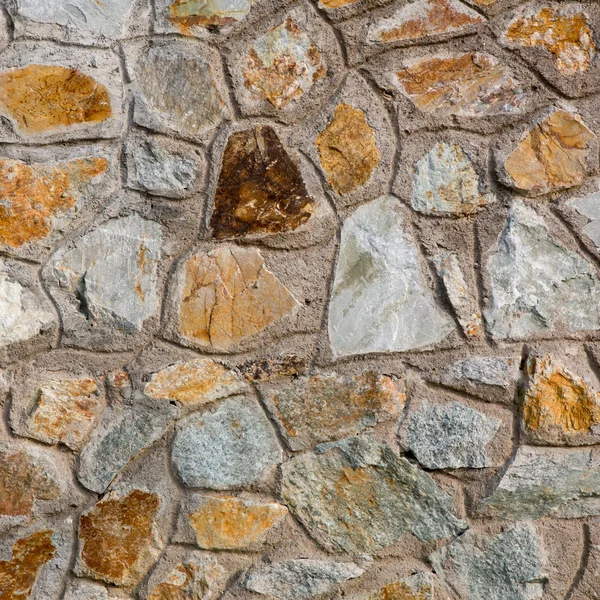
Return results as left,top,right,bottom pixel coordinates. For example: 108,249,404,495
568,189,600,250
64,580,109,600
172,396,282,489
328,196,454,356
484,201,600,339
260,371,404,450
320,0,358,7
358,573,434,600
168,0,251,31
281,436,466,554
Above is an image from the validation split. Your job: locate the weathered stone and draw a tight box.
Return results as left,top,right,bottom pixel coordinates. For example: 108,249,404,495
367,0,484,44
503,110,596,195
281,436,466,554
50,213,162,333
472,0,495,4
176,246,298,350
444,356,520,389
328,196,454,356
395,53,525,116
180,494,288,549
320,0,358,7
243,18,326,108
0,65,112,136
168,0,251,30
244,560,364,600
172,396,282,489
433,251,481,337
316,103,381,196
430,523,546,600
210,126,314,239
359,573,434,600
405,401,501,469
485,201,600,339
413,143,495,216
260,371,404,450
238,355,305,382
568,190,600,250
64,580,109,600
505,7,595,76
77,489,162,587
145,358,247,406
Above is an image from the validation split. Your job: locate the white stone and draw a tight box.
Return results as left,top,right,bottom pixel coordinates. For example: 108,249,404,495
568,190,600,250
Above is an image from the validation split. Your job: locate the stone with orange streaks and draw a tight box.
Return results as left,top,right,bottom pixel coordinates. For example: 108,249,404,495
360,573,434,600
320,0,358,7
168,0,251,31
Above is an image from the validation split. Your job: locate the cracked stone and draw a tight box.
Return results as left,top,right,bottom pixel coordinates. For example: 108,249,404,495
360,573,434,600
168,0,251,30
568,189,600,250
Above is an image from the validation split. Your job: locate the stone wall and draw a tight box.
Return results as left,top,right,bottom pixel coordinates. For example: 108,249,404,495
2,0,600,599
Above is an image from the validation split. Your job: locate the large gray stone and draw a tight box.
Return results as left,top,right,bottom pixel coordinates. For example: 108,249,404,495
485,201,600,339
281,436,466,554
328,196,454,356
568,190,600,250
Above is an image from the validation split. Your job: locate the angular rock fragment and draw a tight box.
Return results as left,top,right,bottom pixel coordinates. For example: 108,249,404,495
444,356,519,389
281,436,466,554
485,201,600,339
568,189,600,250
503,110,596,195
64,580,110,600
360,573,434,600
260,371,404,450
168,0,251,30
244,560,364,600
328,196,454,356
243,17,326,108
176,246,299,351
413,143,495,216
172,396,282,489
430,523,546,600
316,103,381,196
210,126,314,239
395,53,526,116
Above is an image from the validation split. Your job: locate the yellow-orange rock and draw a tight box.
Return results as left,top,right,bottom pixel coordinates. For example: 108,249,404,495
316,103,380,195
178,246,298,350
0,65,112,135
365,578,432,600
78,490,162,587
0,530,56,600
187,496,288,549
504,110,596,195
0,157,108,249
472,0,496,4
506,7,595,76
320,0,358,6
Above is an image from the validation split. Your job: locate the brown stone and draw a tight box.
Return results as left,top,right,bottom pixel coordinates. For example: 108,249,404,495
78,489,162,587
0,157,108,249
320,0,358,6
395,52,525,116
147,558,225,600
365,580,432,600
168,0,251,31
0,65,112,135
0,530,56,600
238,355,305,382
506,7,595,76
210,126,314,239
316,103,381,195
178,246,298,350
187,496,288,549
504,110,596,195
472,0,495,4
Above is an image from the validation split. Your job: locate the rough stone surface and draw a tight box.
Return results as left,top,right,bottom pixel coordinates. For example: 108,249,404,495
168,0,251,31
328,196,454,356
359,573,434,600
64,580,109,600
568,189,600,250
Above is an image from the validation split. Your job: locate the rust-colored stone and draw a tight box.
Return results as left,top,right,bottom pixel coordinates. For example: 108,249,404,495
78,490,162,587
316,103,380,195
0,65,112,135
0,157,108,249
506,7,595,76
0,530,56,600
188,496,288,549
472,0,496,4
238,355,305,382
147,559,225,600
169,0,251,31
504,110,596,194
210,126,314,239
320,0,358,6
365,581,431,600
178,246,298,350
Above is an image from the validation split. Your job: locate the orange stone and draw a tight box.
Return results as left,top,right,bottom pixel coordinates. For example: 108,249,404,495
365,581,432,600
147,558,225,600
506,7,595,76
0,530,56,600
316,103,381,195
320,0,358,7
472,0,496,4
187,496,288,549
78,489,162,587
0,65,112,135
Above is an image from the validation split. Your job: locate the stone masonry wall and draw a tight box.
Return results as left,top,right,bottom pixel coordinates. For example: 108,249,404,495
4,0,600,599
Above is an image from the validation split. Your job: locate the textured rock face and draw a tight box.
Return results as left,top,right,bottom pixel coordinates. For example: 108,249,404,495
506,7,595,76
316,103,381,195
412,143,495,216
568,190,600,249
485,201,600,339
64,580,110,600
328,196,454,356
444,356,520,389
430,524,546,600
172,397,282,489
281,436,466,554
260,371,404,450
362,574,434,600
0,65,112,136
395,53,525,116
177,246,298,350
211,126,314,239
503,111,596,195
243,18,326,108
244,560,364,600
320,0,358,7
168,0,251,30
